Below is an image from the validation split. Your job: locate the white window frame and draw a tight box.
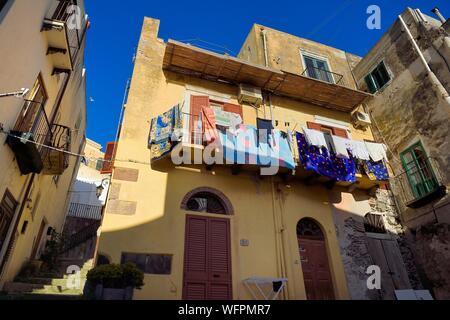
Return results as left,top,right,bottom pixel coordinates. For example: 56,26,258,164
300,50,335,84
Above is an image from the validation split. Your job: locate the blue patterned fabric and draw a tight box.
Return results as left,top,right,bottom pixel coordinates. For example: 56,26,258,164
148,105,183,162
364,159,389,181
296,132,356,182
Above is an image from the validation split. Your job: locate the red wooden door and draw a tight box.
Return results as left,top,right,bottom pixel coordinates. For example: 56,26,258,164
190,96,210,144
298,238,335,300
183,215,232,300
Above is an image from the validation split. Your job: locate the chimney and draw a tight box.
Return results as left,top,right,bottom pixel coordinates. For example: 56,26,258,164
431,7,446,24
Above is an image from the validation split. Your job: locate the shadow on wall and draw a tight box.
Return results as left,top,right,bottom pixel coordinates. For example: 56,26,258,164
97,164,450,300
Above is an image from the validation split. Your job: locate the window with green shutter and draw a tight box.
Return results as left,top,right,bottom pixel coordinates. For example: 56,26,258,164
364,61,391,93
400,142,438,200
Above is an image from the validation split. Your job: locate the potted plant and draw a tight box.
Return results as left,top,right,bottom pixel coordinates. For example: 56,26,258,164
86,263,144,300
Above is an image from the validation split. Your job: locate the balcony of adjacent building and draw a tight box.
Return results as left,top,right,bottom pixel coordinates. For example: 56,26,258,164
6,100,71,175
41,0,88,74
163,40,371,113
391,156,446,209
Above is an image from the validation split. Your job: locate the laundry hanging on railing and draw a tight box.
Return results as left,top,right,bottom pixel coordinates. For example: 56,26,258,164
302,127,328,150
214,109,243,135
363,159,389,181
218,125,295,170
148,104,183,162
202,106,218,143
365,141,388,162
296,132,356,182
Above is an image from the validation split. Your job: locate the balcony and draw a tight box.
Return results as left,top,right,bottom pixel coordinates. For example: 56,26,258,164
151,112,388,191
41,0,88,73
42,124,71,175
6,100,71,176
163,40,371,112
391,157,446,209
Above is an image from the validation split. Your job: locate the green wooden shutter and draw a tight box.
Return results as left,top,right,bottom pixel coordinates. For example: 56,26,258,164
365,74,377,93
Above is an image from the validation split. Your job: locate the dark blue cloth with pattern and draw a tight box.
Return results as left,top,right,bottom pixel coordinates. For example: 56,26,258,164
296,132,356,183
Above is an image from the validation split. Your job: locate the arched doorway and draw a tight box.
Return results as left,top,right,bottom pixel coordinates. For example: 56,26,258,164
181,187,233,300
297,218,335,300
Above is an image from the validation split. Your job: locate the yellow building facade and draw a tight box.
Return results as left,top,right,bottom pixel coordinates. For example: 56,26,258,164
98,18,410,300
0,0,88,288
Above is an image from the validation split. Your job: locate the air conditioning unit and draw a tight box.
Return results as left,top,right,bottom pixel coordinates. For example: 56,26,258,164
352,111,372,128
238,84,263,106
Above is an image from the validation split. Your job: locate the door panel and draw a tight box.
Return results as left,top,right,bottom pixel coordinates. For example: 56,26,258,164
366,236,411,300
298,238,334,300
183,215,232,300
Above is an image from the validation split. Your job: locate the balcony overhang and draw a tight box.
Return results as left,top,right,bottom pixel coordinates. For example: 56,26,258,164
42,19,73,72
163,40,372,112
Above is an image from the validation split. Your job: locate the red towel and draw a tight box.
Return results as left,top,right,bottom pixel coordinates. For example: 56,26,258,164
201,106,218,143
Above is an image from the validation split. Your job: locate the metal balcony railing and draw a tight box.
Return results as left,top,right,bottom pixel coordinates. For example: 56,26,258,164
390,156,446,208
68,202,103,220
46,0,87,66
51,124,71,169
301,66,346,87
12,100,52,160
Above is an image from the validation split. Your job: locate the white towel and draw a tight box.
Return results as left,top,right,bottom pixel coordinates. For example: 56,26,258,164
303,127,328,149
331,135,350,159
346,140,370,160
365,142,388,162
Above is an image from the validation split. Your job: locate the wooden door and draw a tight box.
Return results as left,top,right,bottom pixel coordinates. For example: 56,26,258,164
297,218,334,300
0,190,18,251
298,238,335,300
183,215,232,300
366,236,411,300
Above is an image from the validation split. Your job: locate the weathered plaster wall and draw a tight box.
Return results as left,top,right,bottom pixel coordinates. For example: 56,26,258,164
353,8,450,299
238,24,361,90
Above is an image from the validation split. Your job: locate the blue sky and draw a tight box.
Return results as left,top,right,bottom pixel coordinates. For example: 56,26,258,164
84,0,449,149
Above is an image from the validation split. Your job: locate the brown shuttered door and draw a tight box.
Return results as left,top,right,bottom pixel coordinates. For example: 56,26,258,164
0,190,17,251
190,96,210,144
223,103,243,120
183,215,232,300
306,121,323,131
332,128,348,138
101,142,117,174
298,238,335,300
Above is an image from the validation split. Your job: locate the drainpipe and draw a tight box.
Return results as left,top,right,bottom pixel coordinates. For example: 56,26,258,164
261,28,269,68
398,15,450,107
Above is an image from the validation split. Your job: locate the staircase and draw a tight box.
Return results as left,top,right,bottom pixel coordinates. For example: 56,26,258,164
2,222,100,300
3,259,94,299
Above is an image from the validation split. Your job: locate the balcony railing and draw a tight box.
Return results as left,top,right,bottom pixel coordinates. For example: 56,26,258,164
68,202,103,220
43,0,87,70
7,100,72,175
8,100,53,174
42,124,71,175
301,66,346,87
390,157,446,209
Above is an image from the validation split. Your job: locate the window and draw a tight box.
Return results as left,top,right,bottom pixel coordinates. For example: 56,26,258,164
400,142,439,200
0,189,18,251
307,122,348,138
365,61,390,93
121,253,172,275
302,54,334,83
364,213,386,234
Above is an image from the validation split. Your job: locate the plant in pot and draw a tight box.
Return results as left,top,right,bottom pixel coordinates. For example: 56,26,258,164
86,263,144,300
